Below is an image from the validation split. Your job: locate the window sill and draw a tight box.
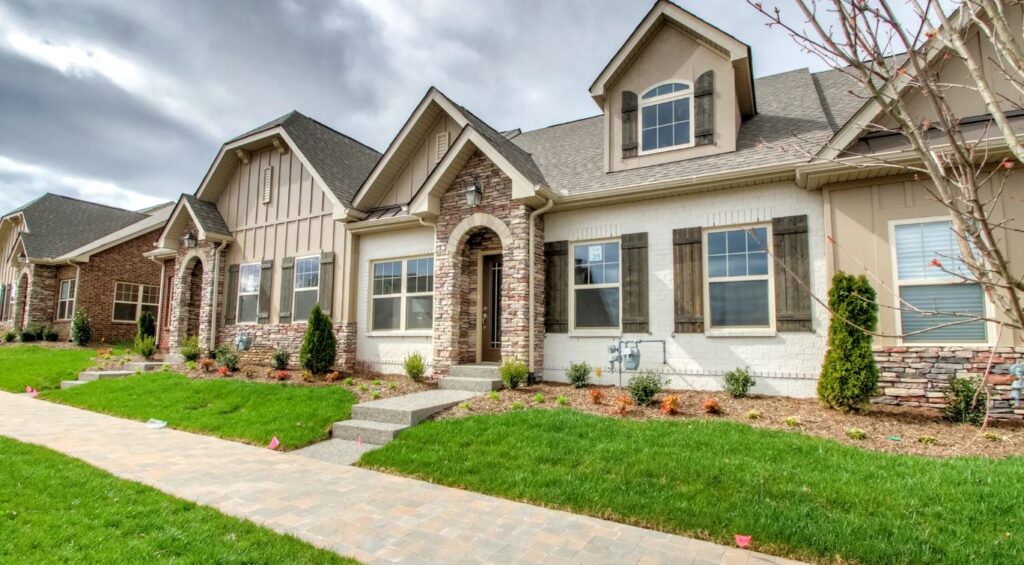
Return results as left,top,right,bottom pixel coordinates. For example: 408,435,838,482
705,328,777,338
568,329,622,339
366,331,432,338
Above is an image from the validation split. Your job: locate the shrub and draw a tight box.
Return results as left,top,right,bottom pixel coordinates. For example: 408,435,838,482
627,371,664,406
589,389,604,405
3,331,15,343
342,377,353,386
614,394,633,416
325,371,341,382
918,435,937,445
198,358,215,372
565,361,592,388
488,391,500,401
135,335,157,359
701,397,722,415
511,402,524,411
271,348,291,371
275,370,290,381
358,384,367,392
724,367,755,398
370,390,381,399
71,309,91,346
42,326,58,342
660,394,681,415
458,401,471,411
982,431,1005,442
499,357,528,390
301,370,315,382
215,346,239,372
299,305,336,374
136,311,156,341
241,367,257,379
556,395,568,406
185,360,197,371
784,416,801,427
388,381,397,390
846,428,867,440
217,366,230,377
180,336,201,362
943,375,988,426
19,325,39,342
533,393,545,404
403,352,426,382
372,379,382,386
818,272,879,412
746,409,761,420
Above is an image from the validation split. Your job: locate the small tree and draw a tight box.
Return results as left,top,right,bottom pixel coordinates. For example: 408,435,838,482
300,305,336,374
70,309,91,346
818,273,880,412
137,311,156,341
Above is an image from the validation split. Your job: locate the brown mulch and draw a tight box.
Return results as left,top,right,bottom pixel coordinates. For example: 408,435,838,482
436,382,1024,459
181,366,433,402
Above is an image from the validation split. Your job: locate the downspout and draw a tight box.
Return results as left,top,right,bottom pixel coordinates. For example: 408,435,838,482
528,198,554,376
209,240,228,352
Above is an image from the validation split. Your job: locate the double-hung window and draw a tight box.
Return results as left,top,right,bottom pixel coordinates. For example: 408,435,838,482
292,255,319,323
236,263,260,324
640,82,693,153
56,279,75,321
113,282,159,323
706,226,772,329
893,219,987,343
371,256,434,332
572,241,620,330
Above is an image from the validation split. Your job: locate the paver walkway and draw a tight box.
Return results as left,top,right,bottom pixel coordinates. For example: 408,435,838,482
0,392,805,565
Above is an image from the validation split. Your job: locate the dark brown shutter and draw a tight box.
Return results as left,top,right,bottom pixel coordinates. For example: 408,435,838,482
318,251,334,317
622,91,639,159
0,284,6,320
224,265,239,325
673,227,704,333
257,260,272,324
694,70,714,146
279,257,294,323
772,215,812,331
621,233,649,333
544,241,568,333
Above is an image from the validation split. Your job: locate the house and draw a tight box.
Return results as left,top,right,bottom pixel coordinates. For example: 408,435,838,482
0,194,172,343
150,1,1020,408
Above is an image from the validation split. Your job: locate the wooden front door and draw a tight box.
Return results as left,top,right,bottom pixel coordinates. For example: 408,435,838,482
481,254,502,363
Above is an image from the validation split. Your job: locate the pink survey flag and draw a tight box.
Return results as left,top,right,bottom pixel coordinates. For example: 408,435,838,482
734,534,751,549
268,436,281,450
357,434,363,449
25,386,38,397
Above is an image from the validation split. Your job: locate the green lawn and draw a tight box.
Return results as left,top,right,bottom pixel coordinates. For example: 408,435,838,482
42,372,356,450
0,436,355,563
0,345,97,392
360,409,1024,565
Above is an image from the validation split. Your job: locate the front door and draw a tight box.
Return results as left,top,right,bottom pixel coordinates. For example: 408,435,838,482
481,254,502,362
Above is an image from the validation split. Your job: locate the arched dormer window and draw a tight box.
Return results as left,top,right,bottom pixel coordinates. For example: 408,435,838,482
639,81,693,153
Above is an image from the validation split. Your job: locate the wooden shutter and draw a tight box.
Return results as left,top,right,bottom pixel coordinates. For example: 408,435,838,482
318,251,334,317
622,91,638,158
694,70,714,146
279,257,294,323
0,284,6,320
224,265,239,325
544,241,568,333
772,215,812,331
621,233,649,333
673,227,704,333
257,260,272,324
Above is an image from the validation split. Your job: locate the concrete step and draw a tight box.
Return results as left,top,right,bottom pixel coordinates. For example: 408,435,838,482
78,370,134,382
332,420,409,444
351,390,481,425
291,438,383,466
448,364,500,379
439,376,504,392
124,361,172,372
60,380,87,390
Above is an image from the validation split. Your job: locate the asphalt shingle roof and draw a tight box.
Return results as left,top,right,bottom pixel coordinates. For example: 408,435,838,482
182,195,230,236
5,194,148,260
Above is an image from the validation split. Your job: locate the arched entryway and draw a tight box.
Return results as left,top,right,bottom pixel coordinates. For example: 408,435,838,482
184,257,204,341
455,226,505,364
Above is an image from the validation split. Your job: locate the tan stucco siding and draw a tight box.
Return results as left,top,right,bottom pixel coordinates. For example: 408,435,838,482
371,113,460,209
827,178,1023,345
605,23,739,173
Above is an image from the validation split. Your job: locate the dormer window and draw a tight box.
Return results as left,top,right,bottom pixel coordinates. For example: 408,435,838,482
640,82,693,153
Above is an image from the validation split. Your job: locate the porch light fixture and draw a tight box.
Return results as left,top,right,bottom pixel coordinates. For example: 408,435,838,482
465,178,483,207
183,231,198,249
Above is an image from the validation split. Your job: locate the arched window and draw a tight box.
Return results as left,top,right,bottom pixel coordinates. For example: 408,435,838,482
640,81,693,153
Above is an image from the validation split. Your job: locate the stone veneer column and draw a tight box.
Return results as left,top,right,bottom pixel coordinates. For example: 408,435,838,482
24,264,57,328
167,230,221,353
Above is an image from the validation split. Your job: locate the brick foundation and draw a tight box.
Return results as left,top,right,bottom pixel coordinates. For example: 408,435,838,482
218,322,357,371
873,345,1024,419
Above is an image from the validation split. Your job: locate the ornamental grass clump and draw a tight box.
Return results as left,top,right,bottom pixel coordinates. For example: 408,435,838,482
403,352,426,382
817,272,879,412
299,305,336,374
499,358,528,390
565,361,592,388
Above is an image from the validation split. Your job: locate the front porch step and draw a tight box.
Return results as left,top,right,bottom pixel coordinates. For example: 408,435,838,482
60,380,88,390
448,364,501,379
439,376,503,392
78,370,134,382
350,390,480,425
332,420,409,444
124,361,172,372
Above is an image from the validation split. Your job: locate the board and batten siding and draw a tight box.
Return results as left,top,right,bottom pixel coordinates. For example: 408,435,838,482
0,216,28,321
371,114,459,209
215,145,346,323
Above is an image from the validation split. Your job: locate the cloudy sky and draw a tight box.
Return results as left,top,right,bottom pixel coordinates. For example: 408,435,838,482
0,0,854,213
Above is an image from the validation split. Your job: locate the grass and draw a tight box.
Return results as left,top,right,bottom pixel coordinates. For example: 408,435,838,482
42,372,356,450
360,409,1024,564
0,436,355,563
0,345,97,392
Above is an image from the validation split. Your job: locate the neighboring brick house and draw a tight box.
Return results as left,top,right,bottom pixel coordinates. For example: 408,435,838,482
0,193,171,343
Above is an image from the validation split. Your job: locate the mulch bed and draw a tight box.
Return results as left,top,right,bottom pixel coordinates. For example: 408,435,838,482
436,382,1024,459
180,366,433,403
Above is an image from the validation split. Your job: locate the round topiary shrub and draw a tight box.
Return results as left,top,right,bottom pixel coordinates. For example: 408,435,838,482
817,272,879,412
565,361,592,388
300,305,336,374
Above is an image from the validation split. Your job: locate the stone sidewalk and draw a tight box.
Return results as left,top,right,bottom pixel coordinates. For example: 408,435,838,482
0,392,805,565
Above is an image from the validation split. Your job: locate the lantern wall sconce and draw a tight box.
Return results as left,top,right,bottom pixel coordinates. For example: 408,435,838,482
465,178,483,207
183,231,198,249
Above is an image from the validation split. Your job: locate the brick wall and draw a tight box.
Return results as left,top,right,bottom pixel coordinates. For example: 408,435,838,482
874,345,1024,419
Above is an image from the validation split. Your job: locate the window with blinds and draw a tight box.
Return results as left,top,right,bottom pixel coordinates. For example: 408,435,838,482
893,219,986,343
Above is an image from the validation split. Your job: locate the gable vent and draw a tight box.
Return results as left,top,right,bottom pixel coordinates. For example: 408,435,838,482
435,131,450,164
262,167,273,204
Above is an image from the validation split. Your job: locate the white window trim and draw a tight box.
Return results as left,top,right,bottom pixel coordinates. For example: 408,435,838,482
638,80,696,156
367,254,434,337
56,279,75,321
702,223,777,337
888,217,995,346
235,262,261,326
291,254,320,325
112,282,159,324
568,239,623,337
